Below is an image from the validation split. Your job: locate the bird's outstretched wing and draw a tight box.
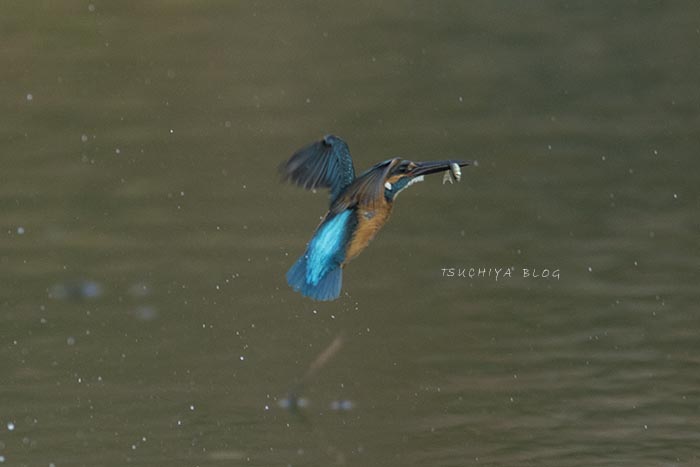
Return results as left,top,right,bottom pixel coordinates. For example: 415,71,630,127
280,135,356,202
330,158,400,213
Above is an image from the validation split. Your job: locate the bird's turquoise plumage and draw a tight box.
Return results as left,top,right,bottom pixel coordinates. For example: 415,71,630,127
286,210,357,301
305,210,353,285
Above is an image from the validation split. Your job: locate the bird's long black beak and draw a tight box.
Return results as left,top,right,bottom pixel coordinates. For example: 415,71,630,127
411,160,476,177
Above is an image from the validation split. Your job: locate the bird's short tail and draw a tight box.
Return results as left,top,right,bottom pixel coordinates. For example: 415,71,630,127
286,255,342,301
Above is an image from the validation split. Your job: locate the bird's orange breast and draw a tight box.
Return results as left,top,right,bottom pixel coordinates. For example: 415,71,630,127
345,203,393,263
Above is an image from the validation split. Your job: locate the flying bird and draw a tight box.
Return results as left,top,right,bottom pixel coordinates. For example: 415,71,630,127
280,135,474,301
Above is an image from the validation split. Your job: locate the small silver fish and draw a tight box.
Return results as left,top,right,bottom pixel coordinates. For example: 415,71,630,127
450,162,461,182
442,162,462,184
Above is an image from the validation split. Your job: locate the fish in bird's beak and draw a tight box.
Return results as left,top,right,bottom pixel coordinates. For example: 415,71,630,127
410,160,476,181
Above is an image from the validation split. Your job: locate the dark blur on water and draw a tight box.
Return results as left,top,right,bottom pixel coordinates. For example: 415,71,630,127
2,2,699,466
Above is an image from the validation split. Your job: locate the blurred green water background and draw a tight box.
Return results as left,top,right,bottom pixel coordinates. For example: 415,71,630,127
2,2,699,466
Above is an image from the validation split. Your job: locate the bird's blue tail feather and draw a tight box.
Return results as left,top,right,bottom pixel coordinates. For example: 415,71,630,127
286,255,343,301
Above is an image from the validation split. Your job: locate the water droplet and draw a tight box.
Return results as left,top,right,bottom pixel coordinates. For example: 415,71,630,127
127,282,151,298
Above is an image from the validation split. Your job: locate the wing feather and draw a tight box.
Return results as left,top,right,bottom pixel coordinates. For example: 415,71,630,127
280,135,355,201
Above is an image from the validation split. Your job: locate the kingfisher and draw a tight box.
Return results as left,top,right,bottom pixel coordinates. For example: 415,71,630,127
280,135,474,301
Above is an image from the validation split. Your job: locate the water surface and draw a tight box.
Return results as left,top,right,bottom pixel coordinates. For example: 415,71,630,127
2,2,699,466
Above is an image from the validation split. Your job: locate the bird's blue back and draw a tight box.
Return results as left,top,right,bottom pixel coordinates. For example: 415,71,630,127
286,210,357,301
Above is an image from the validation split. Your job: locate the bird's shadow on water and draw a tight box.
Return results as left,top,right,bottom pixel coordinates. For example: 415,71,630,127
275,333,354,462
277,333,345,420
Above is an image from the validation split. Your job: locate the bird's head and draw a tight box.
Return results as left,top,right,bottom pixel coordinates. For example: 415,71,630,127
381,158,474,201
